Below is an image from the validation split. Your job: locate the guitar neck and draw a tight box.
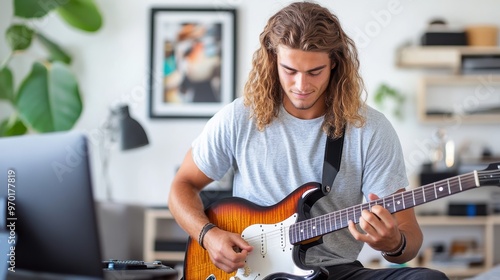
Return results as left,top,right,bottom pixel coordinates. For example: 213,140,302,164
289,171,481,244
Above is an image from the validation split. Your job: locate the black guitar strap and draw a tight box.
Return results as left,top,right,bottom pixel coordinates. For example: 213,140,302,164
321,127,345,190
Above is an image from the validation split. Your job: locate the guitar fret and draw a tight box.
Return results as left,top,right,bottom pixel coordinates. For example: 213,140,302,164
412,190,416,206
334,212,337,230
292,225,296,243
434,182,437,199
311,219,316,237
322,218,326,234
301,221,306,240
308,219,314,239
331,213,335,231
343,210,347,227
297,223,302,241
459,176,463,191
402,193,406,209
339,211,343,228
338,211,343,228
327,214,332,232
306,219,311,239
447,179,451,194
325,216,329,234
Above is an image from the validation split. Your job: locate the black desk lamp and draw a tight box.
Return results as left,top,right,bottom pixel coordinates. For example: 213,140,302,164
101,104,149,201
114,105,149,150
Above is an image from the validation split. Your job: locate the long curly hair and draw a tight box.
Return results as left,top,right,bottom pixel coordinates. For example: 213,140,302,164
243,1,366,138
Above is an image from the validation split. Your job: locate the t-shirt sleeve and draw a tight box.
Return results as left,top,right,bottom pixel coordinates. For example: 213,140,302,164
361,112,409,199
191,102,236,181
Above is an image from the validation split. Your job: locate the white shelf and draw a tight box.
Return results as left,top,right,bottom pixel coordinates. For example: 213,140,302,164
397,46,500,124
153,251,185,262
417,215,490,226
397,46,500,71
417,74,500,124
416,215,500,278
143,208,188,263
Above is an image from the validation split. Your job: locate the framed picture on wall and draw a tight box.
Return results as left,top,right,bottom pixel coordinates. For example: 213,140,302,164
148,8,237,118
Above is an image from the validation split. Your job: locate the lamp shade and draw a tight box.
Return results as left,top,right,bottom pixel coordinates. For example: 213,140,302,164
115,105,149,150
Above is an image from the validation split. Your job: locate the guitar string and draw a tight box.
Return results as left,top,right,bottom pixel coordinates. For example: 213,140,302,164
209,171,500,247
307,175,478,236
241,170,500,245
290,171,497,243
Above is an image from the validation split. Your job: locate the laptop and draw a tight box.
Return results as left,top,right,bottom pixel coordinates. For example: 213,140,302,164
0,132,177,280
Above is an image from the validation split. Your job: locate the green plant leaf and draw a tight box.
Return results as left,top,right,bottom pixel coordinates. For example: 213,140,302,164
36,32,72,64
14,0,62,18
0,67,15,102
6,24,34,51
0,117,28,137
16,62,82,133
56,0,103,32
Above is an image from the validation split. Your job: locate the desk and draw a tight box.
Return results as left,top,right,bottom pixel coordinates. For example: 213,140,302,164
104,267,178,280
6,267,178,280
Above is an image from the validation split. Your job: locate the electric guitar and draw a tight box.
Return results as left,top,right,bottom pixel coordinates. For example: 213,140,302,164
183,162,500,280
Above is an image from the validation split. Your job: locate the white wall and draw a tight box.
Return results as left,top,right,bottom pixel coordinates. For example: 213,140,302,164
1,0,500,207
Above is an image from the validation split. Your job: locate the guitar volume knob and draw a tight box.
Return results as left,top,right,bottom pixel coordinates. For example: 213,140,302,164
243,265,251,277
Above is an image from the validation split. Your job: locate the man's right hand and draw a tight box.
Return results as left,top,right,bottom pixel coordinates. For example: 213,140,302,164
202,227,254,273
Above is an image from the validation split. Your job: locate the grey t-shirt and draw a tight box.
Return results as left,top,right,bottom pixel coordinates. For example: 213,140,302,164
192,97,408,267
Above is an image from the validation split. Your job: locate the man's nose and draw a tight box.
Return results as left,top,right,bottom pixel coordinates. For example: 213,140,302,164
295,73,308,91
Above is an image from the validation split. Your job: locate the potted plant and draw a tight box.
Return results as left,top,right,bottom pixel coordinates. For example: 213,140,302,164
373,83,406,120
0,0,103,136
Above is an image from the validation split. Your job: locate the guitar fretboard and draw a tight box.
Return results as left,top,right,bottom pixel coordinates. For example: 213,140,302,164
289,171,480,245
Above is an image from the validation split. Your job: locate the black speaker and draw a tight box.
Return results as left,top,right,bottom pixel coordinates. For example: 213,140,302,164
448,203,488,216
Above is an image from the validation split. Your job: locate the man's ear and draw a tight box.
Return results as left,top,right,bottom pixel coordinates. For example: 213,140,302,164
331,61,336,69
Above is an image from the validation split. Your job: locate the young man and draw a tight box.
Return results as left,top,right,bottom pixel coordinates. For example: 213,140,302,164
169,2,448,279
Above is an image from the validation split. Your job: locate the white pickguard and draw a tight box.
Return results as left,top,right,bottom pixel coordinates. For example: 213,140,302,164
230,214,315,280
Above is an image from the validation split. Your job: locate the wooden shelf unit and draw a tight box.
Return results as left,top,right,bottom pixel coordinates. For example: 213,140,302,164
416,215,500,278
396,46,500,124
143,208,187,263
417,75,500,123
397,46,500,72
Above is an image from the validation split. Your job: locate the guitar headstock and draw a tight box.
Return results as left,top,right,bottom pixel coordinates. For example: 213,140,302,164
478,162,500,187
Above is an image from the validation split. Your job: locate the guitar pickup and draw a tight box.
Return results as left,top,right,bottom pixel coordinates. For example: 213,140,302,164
280,223,286,250
259,232,267,255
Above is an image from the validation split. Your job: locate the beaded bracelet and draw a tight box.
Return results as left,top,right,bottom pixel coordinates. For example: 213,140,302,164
381,232,406,257
198,222,217,250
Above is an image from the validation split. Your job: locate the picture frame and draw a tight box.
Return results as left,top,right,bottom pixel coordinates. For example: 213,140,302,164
148,8,237,118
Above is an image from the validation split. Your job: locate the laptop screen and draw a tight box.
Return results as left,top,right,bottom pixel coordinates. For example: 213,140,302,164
0,132,103,278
